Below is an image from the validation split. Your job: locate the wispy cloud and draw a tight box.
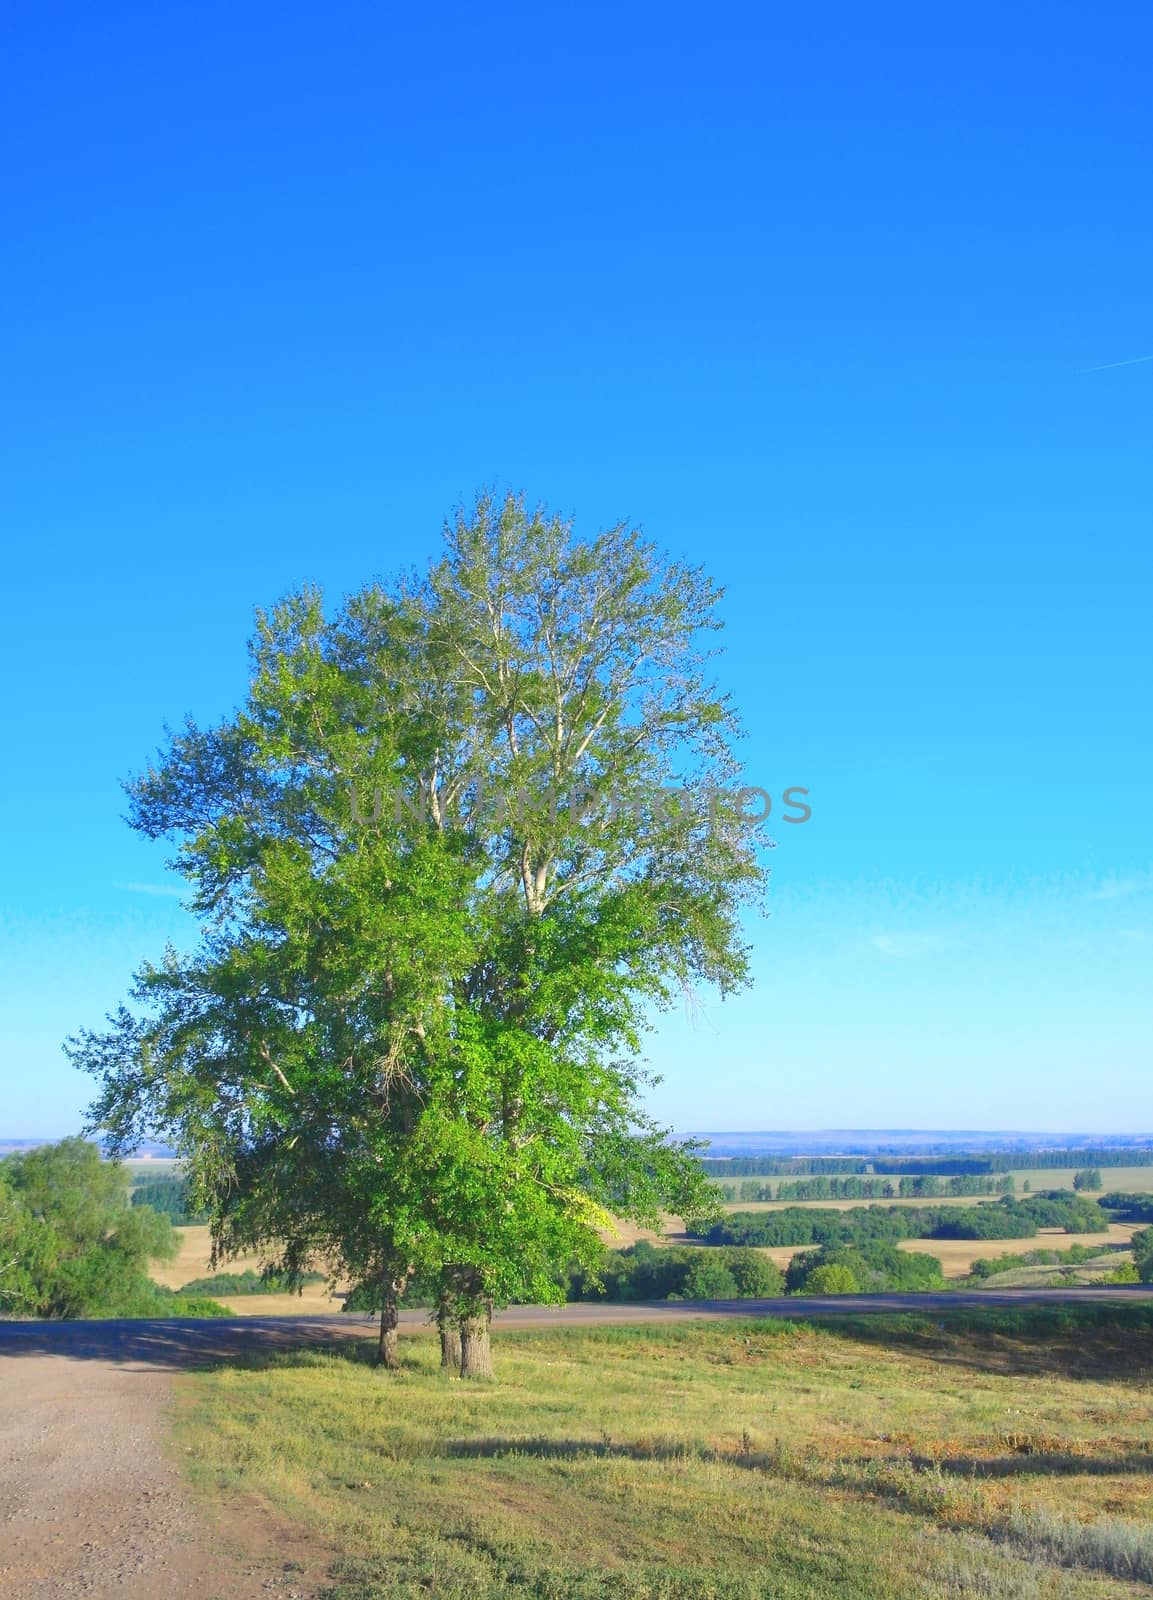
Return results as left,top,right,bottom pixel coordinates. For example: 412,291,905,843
1079,354,1153,373
115,882,187,899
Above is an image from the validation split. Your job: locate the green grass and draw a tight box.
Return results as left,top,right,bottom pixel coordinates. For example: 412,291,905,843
179,1307,1153,1599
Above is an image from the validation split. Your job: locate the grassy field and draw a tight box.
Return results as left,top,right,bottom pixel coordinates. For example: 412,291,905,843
179,1306,1153,1599
899,1225,1138,1281
721,1170,1153,1206
153,1218,1141,1308
151,1225,346,1315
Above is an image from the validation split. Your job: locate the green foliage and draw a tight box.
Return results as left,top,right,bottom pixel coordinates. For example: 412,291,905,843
701,1147,1153,1180
342,1263,451,1312
700,1156,868,1176
570,1241,784,1302
1101,1191,1153,1222
967,1243,1114,1279
0,1138,178,1319
682,1256,739,1299
1132,1227,1153,1283
699,1205,901,1249
926,1193,1106,1239
1103,1261,1140,1284
772,1177,894,1202
179,1268,326,1296
786,1241,944,1294
68,495,763,1352
800,1263,860,1294
132,1175,206,1225
699,1194,1106,1254
1073,1168,1103,1191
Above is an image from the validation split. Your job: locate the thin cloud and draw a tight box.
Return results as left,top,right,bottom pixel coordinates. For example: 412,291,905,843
115,882,187,899
1079,354,1153,373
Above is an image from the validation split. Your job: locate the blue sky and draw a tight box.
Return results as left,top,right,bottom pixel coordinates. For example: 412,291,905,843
1,2,1150,1136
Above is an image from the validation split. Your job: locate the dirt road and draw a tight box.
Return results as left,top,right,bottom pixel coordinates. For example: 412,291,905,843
0,1348,312,1599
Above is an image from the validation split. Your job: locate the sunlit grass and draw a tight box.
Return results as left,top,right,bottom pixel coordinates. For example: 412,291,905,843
180,1309,1153,1599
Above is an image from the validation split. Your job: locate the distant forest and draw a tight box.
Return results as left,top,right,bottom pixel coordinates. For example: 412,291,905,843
695,1193,1110,1248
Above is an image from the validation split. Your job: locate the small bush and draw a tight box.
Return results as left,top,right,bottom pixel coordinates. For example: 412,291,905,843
1006,1509,1153,1584
801,1264,860,1295
179,1268,325,1296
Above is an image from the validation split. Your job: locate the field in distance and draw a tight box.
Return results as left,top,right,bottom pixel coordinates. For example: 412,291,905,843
899,1224,1138,1280
151,1225,347,1315
716,1164,1151,1203
156,1217,1141,1305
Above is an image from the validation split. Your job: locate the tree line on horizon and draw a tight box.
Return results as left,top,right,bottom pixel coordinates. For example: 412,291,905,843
700,1193,1110,1250
700,1149,1153,1178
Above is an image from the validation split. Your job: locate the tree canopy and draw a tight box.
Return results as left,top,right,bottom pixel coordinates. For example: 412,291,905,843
0,1138,179,1318
69,494,768,1371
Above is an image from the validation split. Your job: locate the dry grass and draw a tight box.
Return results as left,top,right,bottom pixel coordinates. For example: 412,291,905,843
151,1225,346,1315
900,1226,1138,1281
154,1217,1138,1307
180,1307,1153,1599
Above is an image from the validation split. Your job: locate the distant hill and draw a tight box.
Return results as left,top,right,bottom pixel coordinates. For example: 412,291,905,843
0,1136,177,1159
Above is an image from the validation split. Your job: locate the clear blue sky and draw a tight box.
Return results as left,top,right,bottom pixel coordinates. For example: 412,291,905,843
2,2,1150,1137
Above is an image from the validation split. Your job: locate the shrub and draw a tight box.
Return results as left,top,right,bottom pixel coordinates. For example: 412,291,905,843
787,1241,943,1294
683,1258,739,1299
722,1248,785,1298
1006,1509,1153,1584
1101,1193,1153,1223
1132,1227,1153,1283
802,1264,859,1294
1103,1261,1140,1284
569,1243,785,1303
180,1268,326,1296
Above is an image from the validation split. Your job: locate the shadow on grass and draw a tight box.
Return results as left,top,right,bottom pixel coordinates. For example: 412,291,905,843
800,1304,1153,1382
440,1433,1153,1481
906,1450,1153,1478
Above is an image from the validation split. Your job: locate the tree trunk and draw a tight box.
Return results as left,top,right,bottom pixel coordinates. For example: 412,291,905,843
458,1301,494,1380
377,1271,406,1369
437,1290,462,1372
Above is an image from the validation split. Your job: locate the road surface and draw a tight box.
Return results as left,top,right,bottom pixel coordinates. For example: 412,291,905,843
2,1284,1151,1366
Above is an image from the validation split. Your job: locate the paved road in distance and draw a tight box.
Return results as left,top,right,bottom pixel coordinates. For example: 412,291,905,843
1,1286,1151,1368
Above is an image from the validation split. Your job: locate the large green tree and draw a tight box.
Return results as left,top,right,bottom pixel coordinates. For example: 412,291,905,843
70,494,768,1373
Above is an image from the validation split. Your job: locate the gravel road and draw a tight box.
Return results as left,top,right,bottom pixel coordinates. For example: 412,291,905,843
0,1350,310,1600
